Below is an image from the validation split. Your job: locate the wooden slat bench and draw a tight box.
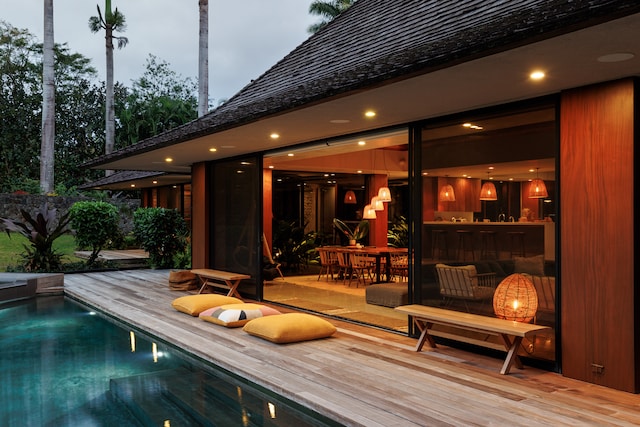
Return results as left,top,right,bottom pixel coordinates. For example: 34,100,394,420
395,304,551,374
190,269,251,298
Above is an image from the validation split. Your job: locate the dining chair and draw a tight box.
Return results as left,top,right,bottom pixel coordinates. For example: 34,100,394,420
349,252,374,287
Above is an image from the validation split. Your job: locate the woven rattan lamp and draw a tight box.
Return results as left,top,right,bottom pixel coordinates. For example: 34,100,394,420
528,168,548,198
344,190,357,204
479,172,497,201
438,184,456,202
493,273,538,323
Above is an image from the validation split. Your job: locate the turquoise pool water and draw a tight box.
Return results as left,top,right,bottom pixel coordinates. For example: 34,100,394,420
0,296,338,426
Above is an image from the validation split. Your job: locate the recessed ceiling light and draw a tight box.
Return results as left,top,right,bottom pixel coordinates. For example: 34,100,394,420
530,70,545,80
287,153,294,157
221,145,236,149
268,165,274,169
152,180,158,184
364,110,376,118
597,52,635,63
358,140,366,146
270,133,280,139
165,157,173,162
209,147,217,152
330,119,350,124
357,170,363,174
130,184,136,187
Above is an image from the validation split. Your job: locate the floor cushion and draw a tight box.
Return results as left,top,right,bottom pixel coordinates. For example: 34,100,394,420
171,294,243,316
199,303,281,327
366,283,409,307
243,313,336,343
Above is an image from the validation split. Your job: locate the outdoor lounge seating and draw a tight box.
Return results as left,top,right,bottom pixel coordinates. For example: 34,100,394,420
435,263,496,312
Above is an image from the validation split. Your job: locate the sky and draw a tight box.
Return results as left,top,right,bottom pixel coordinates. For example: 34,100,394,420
2,0,317,103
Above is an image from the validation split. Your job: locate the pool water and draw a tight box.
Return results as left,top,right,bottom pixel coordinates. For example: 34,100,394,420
0,296,338,426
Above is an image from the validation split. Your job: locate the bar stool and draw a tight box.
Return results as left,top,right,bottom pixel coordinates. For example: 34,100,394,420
456,230,475,261
507,231,526,258
431,229,449,260
479,230,498,259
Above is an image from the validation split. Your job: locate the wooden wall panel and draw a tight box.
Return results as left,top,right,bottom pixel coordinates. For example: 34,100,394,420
263,168,273,247
191,162,208,269
560,79,637,392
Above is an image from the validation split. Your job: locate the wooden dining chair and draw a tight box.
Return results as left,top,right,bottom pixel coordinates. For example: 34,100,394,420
349,252,374,287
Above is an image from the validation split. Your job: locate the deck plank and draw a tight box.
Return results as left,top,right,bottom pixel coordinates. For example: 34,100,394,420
62,270,640,426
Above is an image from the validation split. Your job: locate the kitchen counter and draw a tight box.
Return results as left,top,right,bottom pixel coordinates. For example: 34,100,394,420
423,221,555,261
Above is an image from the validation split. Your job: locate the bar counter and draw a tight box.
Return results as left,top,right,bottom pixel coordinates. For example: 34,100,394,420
423,221,555,261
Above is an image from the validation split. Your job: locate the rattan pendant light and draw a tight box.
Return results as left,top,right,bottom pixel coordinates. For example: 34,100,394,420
528,168,548,198
479,172,497,201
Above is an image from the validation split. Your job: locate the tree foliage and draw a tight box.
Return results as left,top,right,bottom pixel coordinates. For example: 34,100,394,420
0,21,198,193
308,0,355,33
133,207,188,268
69,201,120,265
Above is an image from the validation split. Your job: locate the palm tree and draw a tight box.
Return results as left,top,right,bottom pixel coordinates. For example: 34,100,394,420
89,0,128,176
198,0,209,117
308,0,355,33
40,0,55,194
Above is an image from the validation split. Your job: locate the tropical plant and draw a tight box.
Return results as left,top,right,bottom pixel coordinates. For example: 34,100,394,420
308,0,355,33
1,203,71,272
387,216,409,247
333,218,369,243
272,220,317,272
133,207,189,268
69,201,120,265
89,0,128,172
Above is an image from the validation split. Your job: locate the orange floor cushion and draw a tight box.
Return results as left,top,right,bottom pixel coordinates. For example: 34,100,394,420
171,294,243,316
242,312,336,343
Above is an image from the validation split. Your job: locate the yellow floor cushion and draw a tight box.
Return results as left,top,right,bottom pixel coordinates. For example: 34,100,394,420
243,312,336,343
171,294,243,316
199,303,281,327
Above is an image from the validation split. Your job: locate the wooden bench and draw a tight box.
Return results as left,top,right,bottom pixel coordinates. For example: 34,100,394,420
395,304,551,374
190,269,251,298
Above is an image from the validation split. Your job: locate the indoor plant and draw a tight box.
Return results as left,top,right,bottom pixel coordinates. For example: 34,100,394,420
333,218,369,246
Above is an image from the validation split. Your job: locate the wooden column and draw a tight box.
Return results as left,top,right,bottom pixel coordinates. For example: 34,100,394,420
263,168,273,247
191,162,209,269
560,78,637,392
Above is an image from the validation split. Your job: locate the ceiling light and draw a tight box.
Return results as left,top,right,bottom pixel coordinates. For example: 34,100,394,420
287,153,294,157
377,186,392,202
371,196,384,211
209,147,217,152
363,204,377,219
530,70,545,80
165,157,173,163
130,184,135,188
270,133,280,139
344,190,357,204
152,180,158,184
439,183,455,202
480,172,497,201
358,140,366,146
364,110,376,118
330,119,350,124
597,52,635,63
529,168,548,198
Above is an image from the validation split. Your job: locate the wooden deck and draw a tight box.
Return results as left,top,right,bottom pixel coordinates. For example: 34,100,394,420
63,270,640,426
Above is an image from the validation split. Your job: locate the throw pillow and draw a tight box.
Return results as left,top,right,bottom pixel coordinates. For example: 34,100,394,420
171,294,243,316
243,313,337,343
513,254,545,276
199,303,281,328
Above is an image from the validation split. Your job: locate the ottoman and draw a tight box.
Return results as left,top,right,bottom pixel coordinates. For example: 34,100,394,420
366,283,409,308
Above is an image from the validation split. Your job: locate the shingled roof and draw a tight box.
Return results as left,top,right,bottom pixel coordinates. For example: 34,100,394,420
85,0,640,166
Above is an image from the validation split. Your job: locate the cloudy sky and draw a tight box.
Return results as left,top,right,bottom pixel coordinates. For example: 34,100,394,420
2,0,317,102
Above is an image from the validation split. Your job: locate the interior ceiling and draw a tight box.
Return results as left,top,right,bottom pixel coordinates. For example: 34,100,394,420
99,13,640,188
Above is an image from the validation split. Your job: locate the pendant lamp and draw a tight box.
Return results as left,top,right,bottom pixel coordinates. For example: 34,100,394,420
479,173,497,201
371,196,384,211
344,190,357,204
377,186,392,202
363,204,377,219
438,184,456,202
528,168,548,198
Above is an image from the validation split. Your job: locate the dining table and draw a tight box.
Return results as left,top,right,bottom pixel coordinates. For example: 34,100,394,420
335,246,408,284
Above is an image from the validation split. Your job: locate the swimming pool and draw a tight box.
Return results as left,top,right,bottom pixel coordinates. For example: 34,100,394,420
0,296,339,426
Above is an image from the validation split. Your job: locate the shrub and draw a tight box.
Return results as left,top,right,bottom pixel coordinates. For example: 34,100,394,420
1,203,70,272
133,207,188,268
69,201,120,265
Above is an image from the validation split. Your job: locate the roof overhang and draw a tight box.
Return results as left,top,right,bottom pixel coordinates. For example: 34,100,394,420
89,12,640,173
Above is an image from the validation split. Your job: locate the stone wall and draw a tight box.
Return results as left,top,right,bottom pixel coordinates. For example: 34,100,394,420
0,194,140,233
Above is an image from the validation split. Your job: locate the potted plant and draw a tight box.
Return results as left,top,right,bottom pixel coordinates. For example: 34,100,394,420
333,218,369,246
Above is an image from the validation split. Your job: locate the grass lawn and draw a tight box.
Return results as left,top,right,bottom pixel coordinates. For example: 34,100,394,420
0,232,82,272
